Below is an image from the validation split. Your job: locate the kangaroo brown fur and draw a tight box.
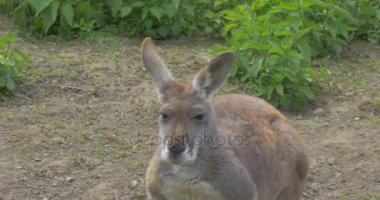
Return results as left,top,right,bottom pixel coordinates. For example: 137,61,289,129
142,38,308,200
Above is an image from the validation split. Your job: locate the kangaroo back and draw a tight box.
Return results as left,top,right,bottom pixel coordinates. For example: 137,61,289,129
142,38,308,200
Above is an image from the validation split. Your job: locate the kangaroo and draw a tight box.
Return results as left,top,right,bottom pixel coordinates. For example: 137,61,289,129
142,38,308,200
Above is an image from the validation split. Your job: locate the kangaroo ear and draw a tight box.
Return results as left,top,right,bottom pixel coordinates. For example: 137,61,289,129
192,52,234,100
142,38,174,100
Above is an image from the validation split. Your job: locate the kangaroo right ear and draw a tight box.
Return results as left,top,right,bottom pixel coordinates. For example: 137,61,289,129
192,52,234,100
142,38,174,100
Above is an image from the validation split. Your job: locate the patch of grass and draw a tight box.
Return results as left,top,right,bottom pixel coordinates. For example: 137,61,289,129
19,132,32,144
71,132,90,144
134,186,147,200
90,133,137,162
69,154,83,167
83,110,100,123
368,117,380,129
140,144,154,154
129,160,145,171
52,121,65,129
43,69,80,80
363,196,380,200
109,148,128,162
358,99,380,115
94,145,106,157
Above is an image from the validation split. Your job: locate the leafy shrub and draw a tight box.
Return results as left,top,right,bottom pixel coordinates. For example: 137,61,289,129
213,0,355,110
2,0,379,109
2,0,238,37
353,0,380,43
0,32,29,100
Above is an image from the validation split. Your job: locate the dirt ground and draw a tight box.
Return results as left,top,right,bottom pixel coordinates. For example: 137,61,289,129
1,17,379,200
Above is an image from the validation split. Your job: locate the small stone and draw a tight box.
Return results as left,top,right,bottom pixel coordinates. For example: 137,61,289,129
86,158,103,168
65,176,74,182
129,179,138,189
354,117,361,121
51,137,66,145
327,158,335,166
313,108,325,115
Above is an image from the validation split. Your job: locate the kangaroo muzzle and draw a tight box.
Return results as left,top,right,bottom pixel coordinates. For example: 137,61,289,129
167,135,186,156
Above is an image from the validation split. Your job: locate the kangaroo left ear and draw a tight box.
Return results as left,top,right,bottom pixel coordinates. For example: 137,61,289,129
192,52,234,99
141,38,174,102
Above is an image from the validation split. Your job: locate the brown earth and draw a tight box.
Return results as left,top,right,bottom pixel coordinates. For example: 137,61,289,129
0,17,379,200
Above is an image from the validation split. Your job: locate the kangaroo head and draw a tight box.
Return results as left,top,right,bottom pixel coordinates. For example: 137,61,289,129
142,38,234,164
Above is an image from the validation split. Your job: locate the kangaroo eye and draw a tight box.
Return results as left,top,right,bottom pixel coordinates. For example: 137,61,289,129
193,114,205,121
160,113,169,120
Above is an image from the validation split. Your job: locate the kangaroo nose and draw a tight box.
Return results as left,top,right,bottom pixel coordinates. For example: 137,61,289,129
168,144,186,155
167,134,186,156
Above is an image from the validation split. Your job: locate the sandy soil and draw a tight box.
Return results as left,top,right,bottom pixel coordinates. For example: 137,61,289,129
0,18,379,200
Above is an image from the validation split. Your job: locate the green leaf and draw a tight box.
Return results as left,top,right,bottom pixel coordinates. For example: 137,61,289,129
274,29,292,36
143,19,153,29
287,50,303,61
41,0,60,33
280,95,291,109
297,37,312,63
182,3,194,16
6,77,16,91
14,3,27,27
61,2,74,26
0,54,12,66
163,3,177,18
280,2,297,11
27,0,53,16
120,6,132,18
269,47,285,55
172,0,180,10
283,68,297,82
150,7,164,20
1,33,19,44
0,78,6,88
294,97,306,111
224,23,237,35
131,1,145,7
266,85,275,100
246,57,263,79
158,26,169,37
321,67,331,79
258,15,271,22
299,85,315,100
75,2,96,19
267,7,281,14
142,7,148,20
108,0,123,17
275,84,284,96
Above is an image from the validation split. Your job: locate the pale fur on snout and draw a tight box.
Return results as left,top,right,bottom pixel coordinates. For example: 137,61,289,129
160,143,198,164
142,38,309,200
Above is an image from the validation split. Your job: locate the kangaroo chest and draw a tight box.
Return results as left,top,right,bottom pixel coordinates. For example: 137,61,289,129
160,165,225,200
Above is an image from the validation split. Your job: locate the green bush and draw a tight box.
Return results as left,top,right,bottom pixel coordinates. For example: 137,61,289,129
0,32,29,100
212,0,356,110
1,0,379,109
353,0,380,43
1,0,239,37
213,0,380,110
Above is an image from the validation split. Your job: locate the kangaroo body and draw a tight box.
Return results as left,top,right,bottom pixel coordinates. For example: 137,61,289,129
141,38,308,200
